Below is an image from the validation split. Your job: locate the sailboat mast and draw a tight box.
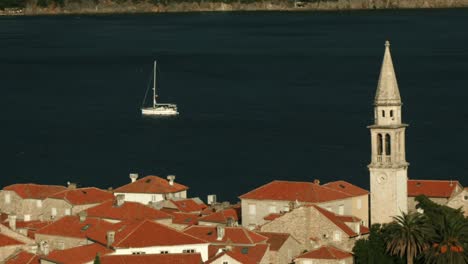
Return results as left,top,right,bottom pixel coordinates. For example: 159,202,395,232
153,60,157,107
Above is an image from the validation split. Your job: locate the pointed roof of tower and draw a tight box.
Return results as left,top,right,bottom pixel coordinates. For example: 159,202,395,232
375,41,402,106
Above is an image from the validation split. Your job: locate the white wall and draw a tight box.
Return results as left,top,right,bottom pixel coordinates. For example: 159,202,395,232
114,191,187,205
112,243,209,261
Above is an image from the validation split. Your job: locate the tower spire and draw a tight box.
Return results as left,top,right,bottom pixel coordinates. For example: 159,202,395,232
374,40,401,106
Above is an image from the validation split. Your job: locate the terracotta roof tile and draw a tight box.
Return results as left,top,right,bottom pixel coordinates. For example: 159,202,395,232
0,233,25,247
85,200,172,221
296,245,353,260
312,205,362,237
170,212,199,226
205,244,269,264
4,184,66,199
322,181,369,196
87,220,206,248
239,180,353,203
100,253,202,264
170,199,207,213
41,243,112,264
257,232,291,251
183,226,267,245
408,180,462,198
263,213,283,221
199,209,239,224
114,175,188,194
48,187,114,205
4,251,39,264
36,216,114,239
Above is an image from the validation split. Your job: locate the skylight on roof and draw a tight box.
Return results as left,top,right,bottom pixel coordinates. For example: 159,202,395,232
241,247,249,254
81,224,91,231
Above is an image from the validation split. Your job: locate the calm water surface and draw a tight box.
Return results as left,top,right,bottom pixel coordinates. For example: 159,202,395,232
1,9,468,201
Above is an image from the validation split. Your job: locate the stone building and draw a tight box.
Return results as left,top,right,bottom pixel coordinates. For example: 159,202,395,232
239,179,368,229
368,41,409,225
294,245,353,264
447,187,468,216
260,205,368,252
258,232,302,264
41,187,114,220
204,244,270,264
113,174,188,204
0,233,27,262
407,179,464,211
0,184,66,221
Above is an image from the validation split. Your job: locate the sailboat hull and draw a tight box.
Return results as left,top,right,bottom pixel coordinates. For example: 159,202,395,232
141,105,179,116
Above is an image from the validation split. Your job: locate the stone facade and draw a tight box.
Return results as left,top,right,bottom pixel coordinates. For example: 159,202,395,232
260,206,360,252
447,189,468,216
35,234,91,251
42,198,99,220
294,257,353,264
0,191,44,220
266,235,302,264
242,195,369,229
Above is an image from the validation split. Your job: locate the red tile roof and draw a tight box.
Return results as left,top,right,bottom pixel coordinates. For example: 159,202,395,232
36,216,114,239
170,199,207,213
4,184,66,199
239,180,356,203
312,205,363,237
322,181,369,196
114,175,188,194
198,209,239,224
170,212,199,226
296,245,353,260
4,251,39,264
183,226,267,245
48,187,114,205
408,180,462,198
88,220,206,248
263,213,283,221
99,253,202,264
41,243,113,264
257,232,291,251
0,233,25,247
205,244,269,264
85,200,172,221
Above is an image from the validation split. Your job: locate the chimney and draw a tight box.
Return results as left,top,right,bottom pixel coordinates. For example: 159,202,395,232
226,217,235,227
67,182,77,189
115,194,125,207
8,214,16,231
216,225,225,241
313,179,320,185
79,211,87,222
167,175,176,186
28,244,38,254
43,243,50,256
106,230,115,248
129,173,139,183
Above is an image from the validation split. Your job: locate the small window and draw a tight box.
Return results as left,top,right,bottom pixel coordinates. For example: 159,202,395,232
357,198,362,209
223,262,229,264
36,200,42,208
390,110,394,117
24,214,31,221
5,193,11,204
151,195,157,202
57,241,65,250
132,251,146,255
51,208,57,216
333,231,341,241
268,205,276,213
65,209,71,216
160,251,169,254
338,205,344,215
183,249,195,253
463,195,468,201
382,110,385,117
248,204,256,215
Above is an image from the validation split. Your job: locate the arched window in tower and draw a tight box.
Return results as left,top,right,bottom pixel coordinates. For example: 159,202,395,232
385,134,391,155
377,134,383,155
390,110,394,117
382,110,385,117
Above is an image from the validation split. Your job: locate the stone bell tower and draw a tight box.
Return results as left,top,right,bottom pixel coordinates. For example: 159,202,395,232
368,41,408,224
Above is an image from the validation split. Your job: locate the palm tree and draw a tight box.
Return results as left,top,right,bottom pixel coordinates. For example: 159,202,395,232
424,215,468,264
384,212,430,264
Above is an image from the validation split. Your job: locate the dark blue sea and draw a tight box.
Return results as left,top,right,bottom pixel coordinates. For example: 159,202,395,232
1,9,468,202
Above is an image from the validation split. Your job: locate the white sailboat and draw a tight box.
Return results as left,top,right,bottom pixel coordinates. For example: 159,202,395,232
141,61,179,116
